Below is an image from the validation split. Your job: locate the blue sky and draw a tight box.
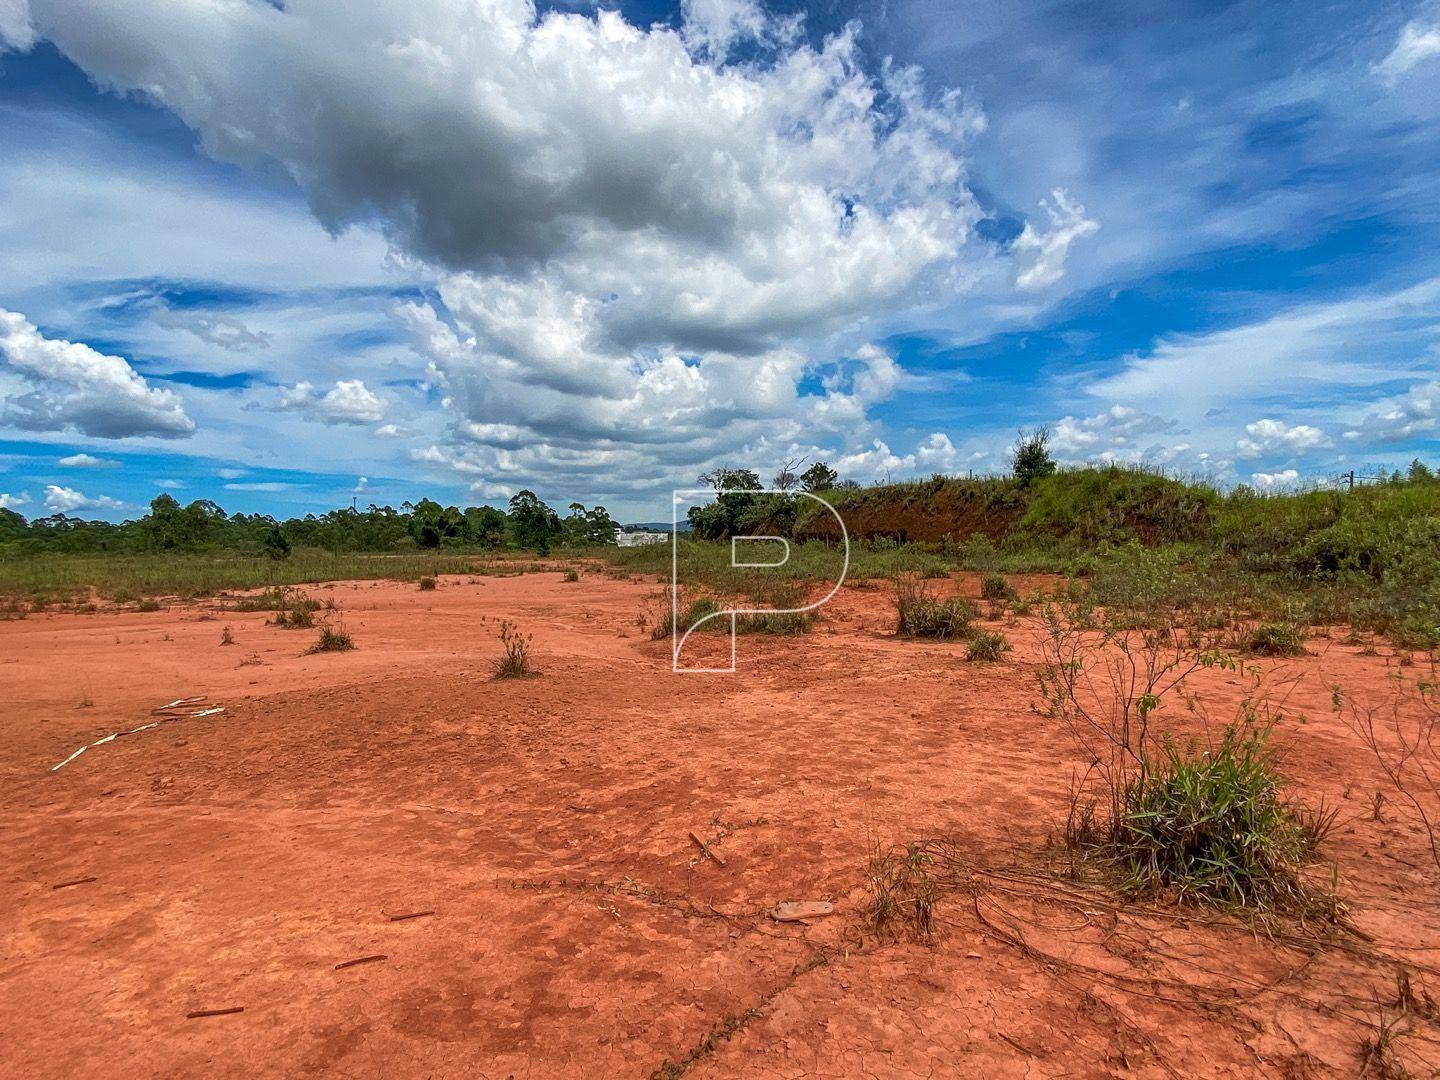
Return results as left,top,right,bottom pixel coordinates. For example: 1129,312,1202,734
1,0,1438,522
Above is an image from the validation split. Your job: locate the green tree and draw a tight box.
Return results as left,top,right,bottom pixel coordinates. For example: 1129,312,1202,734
697,468,762,492
688,468,763,539
800,462,839,492
508,490,562,554
563,502,619,545
1408,458,1435,483
262,521,291,560
0,507,28,542
407,498,466,548
463,505,507,548
141,494,224,551
1012,427,1057,487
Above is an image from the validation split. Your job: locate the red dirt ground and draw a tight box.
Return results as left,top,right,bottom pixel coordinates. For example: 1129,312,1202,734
3,570,1439,1077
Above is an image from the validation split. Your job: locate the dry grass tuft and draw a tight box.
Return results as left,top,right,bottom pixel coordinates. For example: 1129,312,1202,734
894,574,977,640
492,619,534,678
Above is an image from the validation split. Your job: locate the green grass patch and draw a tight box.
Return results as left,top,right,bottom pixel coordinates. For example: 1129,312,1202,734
306,624,355,654
1246,622,1308,657
1101,725,1328,910
965,630,1011,661
0,549,525,601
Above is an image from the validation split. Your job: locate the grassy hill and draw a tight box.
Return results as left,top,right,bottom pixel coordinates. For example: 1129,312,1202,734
612,464,1440,648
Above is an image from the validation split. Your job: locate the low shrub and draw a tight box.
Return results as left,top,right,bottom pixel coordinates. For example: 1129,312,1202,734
306,624,355,653
965,630,1010,662
895,575,977,639
737,579,812,635
681,596,724,633
563,568,580,582
736,610,810,634
270,604,315,630
1247,622,1308,657
980,573,1016,601
418,576,437,591
220,625,236,646
1106,725,1319,909
1381,518,1440,649
136,597,162,612
230,585,313,612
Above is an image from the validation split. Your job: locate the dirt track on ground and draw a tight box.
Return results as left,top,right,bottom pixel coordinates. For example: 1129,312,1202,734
3,570,1438,1077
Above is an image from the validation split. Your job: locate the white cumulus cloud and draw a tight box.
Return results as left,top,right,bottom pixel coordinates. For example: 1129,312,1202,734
1235,418,1332,459
0,308,195,439
58,452,117,468
1344,381,1439,444
1049,405,1177,461
275,379,386,425
43,483,123,513
0,0,35,51
19,0,1011,501
1250,469,1300,492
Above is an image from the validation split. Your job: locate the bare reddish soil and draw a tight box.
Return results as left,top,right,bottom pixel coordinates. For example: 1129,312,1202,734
3,570,1439,1077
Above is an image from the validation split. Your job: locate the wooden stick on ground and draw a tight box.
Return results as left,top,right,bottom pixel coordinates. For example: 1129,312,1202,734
335,954,388,970
689,829,727,867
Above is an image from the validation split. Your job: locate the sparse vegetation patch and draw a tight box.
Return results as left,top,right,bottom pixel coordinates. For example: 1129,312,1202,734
492,619,534,678
865,841,941,939
894,574,977,639
306,622,355,654
965,630,1010,661
1246,622,1308,657
980,573,1016,601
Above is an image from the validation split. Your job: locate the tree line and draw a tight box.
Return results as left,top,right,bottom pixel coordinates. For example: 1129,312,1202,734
0,490,619,558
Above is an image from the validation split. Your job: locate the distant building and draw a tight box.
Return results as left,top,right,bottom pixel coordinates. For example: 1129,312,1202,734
614,527,668,547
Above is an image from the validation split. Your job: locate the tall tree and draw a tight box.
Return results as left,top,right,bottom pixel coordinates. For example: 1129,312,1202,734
508,490,562,554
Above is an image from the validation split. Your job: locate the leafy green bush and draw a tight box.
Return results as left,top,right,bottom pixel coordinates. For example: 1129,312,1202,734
1246,622,1308,657
270,603,316,629
680,596,724,633
980,573,1015,601
1012,428,1057,488
1089,542,1210,616
965,630,1010,661
1380,518,1440,648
